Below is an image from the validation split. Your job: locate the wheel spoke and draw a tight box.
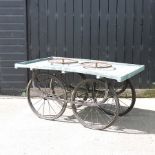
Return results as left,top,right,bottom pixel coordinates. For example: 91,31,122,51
97,105,112,120
33,98,43,105
37,100,44,112
47,99,56,114
119,99,129,107
42,100,45,115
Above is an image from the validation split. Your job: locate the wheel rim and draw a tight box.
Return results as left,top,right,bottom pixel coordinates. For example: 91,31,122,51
115,80,136,116
27,74,67,120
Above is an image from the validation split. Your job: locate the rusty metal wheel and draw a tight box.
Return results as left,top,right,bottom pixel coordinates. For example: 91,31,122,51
71,79,119,130
115,79,136,116
27,74,67,120
103,79,136,116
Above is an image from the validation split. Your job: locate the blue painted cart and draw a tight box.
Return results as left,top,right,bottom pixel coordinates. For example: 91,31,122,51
15,57,144,130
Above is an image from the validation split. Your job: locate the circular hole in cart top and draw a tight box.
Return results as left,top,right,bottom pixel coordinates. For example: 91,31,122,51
81,61,112,69
48,58,78,64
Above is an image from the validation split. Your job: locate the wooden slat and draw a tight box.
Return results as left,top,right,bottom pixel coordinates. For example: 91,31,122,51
140,0,151,87
0,38,25,45
0,1,24,7
82,0,91,59
0,31,25,38
0,45,25,51
150,0,155,84
132,0,143,87
0,16,24,23
124,0,134,63
0,59,26,67
48,0,57,56
108,0,117,61
90,0,99,60
29,0,39,59
66,0,73,58
0,23,24,30
0,82,26,89
1,75,27,82
0,53,26,60
0,67,26,74
38,0,48,58
132,0,142,64
73,0,82,58
116,0,125,62
0,7,24,15
99,0,108,60
57,0,65,57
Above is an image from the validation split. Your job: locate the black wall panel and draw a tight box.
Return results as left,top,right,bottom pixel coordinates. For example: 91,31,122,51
0,0,27,94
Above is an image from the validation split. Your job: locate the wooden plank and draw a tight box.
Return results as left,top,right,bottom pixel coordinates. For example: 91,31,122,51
0,82,26,89
0,7,24,15
0,59,26,67
124,0,134,63
0,45,25,53
65,0,74,82
48,0,57,56
57,0,65,57
0,31,25,38
0,16,24,23
66,0,73,58
73,0,82,58
0,67,26,74
131,0,143,87
0,1,24,7
132,0,142,64
90,0,99,60
0,23,24,30
73,0,82,84
150,0,155,84
0,53,26,60
108,0,117,61
1,75,27,81
38,0,48,58
29,0,39,59
0,38,25,45
152,1,155,38
116,0,125,62
99,0,108,60
140,0,151,87
82,0,91,59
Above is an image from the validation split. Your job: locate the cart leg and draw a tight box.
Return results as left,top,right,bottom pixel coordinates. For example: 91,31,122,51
31,69,38,87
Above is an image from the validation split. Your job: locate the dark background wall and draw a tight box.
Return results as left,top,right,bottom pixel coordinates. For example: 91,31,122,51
0,0,27,94
0,0,155,94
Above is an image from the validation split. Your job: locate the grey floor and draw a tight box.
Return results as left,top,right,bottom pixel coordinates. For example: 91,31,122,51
0,97,155,155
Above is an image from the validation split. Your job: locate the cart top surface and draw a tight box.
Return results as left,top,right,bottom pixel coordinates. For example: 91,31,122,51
14,56,145,82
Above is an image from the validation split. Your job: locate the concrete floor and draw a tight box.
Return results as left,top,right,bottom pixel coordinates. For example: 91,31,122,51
0,96,155,155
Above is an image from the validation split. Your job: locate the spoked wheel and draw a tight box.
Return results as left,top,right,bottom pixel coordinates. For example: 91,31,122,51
55,73,86,100
115,79,136,116
27,74,67,120
103,79,136,116
71,79,119,130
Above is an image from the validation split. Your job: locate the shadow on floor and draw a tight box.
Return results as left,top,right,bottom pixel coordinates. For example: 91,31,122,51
111,107,155,134
56,107,155,134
